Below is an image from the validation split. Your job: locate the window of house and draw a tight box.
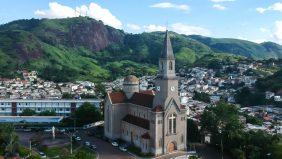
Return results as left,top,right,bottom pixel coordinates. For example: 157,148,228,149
158,120,162,124
181,134,184,143
168,114,176,134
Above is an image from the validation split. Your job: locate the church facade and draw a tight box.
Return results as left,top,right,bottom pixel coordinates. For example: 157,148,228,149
104,31,187,156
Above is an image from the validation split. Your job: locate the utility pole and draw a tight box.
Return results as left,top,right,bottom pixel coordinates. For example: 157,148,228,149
70,135,73,155
29,140,32,156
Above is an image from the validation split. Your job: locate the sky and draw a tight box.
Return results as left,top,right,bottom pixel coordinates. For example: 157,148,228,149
1,0,282,44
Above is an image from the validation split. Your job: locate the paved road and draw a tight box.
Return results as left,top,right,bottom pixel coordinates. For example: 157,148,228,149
195,143,231,159
77,130,134,159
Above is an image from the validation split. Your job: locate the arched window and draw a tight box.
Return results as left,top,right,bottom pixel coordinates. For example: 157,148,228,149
169,61,173,70
168,114,176,134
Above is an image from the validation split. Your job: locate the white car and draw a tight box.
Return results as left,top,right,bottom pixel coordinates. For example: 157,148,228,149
75,137,81,141
85,141,90,146
111,141,119,147
44,129,52,132
39,152,46,158
119,145,127,152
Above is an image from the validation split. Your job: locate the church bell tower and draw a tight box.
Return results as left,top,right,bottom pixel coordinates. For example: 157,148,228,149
153,30,179,108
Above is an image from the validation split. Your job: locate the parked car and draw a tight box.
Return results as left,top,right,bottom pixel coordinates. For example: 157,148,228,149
75,136,81,141
85,141,90,146
119,144,128,152
44,128,52,132
39,152,47,158
23,129,32,132
111,141,119,147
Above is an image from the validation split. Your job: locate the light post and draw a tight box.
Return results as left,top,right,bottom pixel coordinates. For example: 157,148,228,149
70,135,73,155
64,130,75,155
218,121,225,159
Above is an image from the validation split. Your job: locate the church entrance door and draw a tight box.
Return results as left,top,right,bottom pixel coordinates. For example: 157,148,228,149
167,142,176,153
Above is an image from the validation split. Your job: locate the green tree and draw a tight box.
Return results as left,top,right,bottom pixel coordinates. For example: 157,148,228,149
38,110,56,116
245,115,263,125
187,119,200,143
193,91,210,103
0,124,19,157
20,108,36,116
74,102,103,126
200,102,280,159
62,93,74,99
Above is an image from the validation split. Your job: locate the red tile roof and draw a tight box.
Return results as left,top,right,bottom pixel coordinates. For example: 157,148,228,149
152,105,163,112
123,114,150,130
141,132,150,139
140,90,155,95
129,92,154,108
109,92,126,104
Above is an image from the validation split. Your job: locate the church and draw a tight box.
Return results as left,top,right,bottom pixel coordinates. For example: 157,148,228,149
104,31,187,156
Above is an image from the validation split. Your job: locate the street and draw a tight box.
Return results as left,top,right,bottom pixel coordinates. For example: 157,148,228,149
77,130,134,159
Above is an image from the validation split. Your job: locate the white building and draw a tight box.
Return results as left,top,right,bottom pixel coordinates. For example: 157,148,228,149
0,99,101,116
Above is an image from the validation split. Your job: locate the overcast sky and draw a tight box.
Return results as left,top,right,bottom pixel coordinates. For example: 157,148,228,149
1,0,282,44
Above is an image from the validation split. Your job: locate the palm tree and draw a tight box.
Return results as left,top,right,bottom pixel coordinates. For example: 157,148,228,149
5,132,19,158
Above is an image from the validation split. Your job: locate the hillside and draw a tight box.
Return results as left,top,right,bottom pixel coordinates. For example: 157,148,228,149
0,17,282,82
189,35,282,59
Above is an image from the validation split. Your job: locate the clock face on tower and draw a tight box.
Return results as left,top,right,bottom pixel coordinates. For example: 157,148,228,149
170,86,175,91
156,86,160,91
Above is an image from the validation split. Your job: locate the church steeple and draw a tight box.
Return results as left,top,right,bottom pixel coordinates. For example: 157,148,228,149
161,30,174,59
158,30,176,79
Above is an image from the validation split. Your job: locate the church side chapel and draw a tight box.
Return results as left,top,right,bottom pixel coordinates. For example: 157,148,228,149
104,31,187,156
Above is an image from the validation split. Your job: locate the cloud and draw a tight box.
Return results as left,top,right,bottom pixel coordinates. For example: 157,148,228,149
259,27,269,33
34,2,122,29
171,23,211,36
150,2,189,11
211,0,235,2
143,23,211,36
144,24,166,32
127,23,141,31
273,21,282,44
256,2,282,14
213,4,226,10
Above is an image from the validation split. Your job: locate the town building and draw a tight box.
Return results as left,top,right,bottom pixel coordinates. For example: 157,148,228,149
104,31,187,156
0,99,100,116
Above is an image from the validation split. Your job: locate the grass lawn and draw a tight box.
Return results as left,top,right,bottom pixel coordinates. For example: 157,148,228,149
271,139,282,159
41,144,96,159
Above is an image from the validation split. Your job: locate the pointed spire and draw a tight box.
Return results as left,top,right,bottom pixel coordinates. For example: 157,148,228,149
161,30,174,59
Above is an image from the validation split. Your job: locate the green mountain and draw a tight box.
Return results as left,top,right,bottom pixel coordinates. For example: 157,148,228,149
0,17,281,82
188,35,282,59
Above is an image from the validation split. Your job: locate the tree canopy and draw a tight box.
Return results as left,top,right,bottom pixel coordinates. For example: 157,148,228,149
200,102,280,159
74,102,103,126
